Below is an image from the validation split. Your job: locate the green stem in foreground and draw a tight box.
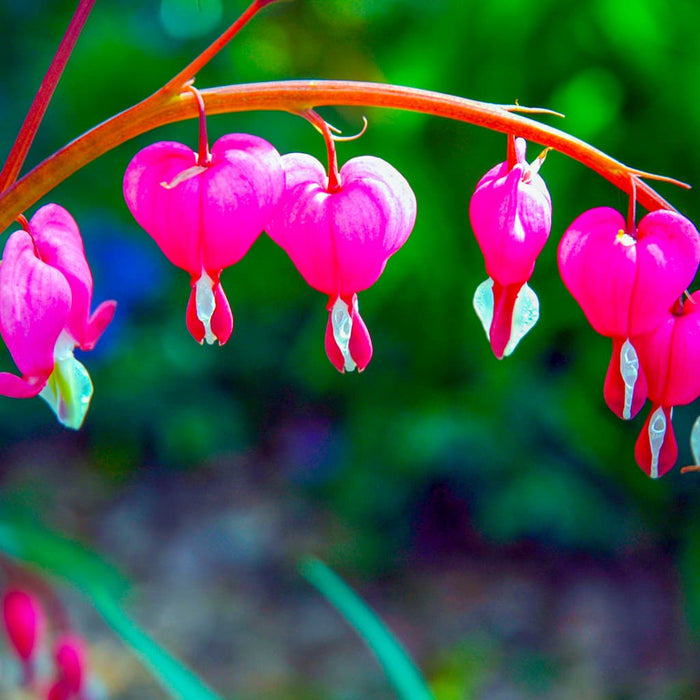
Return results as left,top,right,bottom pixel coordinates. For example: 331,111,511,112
301,557,435,700
0,80,679,232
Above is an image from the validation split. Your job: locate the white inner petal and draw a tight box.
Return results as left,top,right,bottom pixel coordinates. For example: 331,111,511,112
39,331,93,430
473,278,495,341
195,271,217,345
619,339,640,420
331,297,356,373
691,415,700,466
53,329,76,362
472,278,539,357
504,282,539,357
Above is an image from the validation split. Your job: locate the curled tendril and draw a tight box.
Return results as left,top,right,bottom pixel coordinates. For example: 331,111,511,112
327,116,369,142
302,111,369,143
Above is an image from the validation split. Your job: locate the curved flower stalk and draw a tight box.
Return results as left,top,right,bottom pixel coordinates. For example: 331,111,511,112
0,204,116,429
266,152,416,372
123,133,284,345
631,294,700,477
470,137,552,358
558,207,700,421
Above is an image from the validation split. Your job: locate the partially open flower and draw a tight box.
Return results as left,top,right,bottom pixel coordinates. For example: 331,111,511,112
0,205,116,428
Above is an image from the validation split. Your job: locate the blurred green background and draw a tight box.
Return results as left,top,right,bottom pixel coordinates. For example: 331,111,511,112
1,0,700,697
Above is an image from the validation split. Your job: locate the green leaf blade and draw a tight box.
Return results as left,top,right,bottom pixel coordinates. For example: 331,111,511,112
301,557,435,700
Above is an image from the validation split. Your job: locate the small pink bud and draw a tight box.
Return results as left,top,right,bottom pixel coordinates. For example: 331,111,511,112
267,153,416,372
3,589,42,662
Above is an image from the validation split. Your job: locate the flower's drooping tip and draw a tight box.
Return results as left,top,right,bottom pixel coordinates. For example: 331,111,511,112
603,337,647,421
473,278,539,358
619,339,641,419
324,294,373,373
329,296,355,372
635,405,677,479
38,331,94,430
185,270,233,346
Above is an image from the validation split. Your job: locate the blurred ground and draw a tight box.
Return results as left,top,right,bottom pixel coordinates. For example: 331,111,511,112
2,432,699,699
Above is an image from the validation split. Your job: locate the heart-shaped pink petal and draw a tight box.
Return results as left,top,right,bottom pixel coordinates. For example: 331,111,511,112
559,207,700,338
267,153,416,297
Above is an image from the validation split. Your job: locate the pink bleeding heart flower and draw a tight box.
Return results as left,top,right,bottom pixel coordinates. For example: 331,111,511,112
558,207,700,420
266,152,416,372
2,589,43,665
469,138,552,359
0,205,116,429
630,293,700,478
123,133,284,345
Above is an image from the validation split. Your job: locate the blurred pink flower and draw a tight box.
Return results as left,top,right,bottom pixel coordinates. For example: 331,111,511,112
2,589,42,663
51,634,86,698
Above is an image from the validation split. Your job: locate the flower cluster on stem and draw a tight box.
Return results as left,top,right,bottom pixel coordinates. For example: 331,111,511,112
0,0,697,477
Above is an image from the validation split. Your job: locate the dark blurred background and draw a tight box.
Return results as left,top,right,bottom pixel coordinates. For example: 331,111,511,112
1,0,700,697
